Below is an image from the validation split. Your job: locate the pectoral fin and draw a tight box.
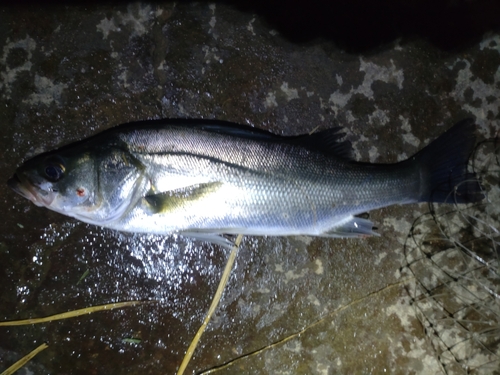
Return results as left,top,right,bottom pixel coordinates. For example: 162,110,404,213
144,182,223,214
322,216,379,238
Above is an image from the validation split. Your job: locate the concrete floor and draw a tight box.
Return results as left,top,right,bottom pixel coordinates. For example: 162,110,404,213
0,3,499,374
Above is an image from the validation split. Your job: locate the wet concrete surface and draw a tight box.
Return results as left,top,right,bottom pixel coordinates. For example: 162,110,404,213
0,3,499,374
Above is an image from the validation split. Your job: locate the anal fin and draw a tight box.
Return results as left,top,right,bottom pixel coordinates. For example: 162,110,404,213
322,216,379,238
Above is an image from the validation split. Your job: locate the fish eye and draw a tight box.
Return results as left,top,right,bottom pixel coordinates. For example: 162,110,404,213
44,162,65,182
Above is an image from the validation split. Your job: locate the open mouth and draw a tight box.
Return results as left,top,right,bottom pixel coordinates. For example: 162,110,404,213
8,174,55,207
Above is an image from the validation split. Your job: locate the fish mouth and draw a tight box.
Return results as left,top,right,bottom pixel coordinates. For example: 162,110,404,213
8,174,56,207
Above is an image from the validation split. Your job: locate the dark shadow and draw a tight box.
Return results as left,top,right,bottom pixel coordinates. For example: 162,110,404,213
3,0,500,53
227,0,500,52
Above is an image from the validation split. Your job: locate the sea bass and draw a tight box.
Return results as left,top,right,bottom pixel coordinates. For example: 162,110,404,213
8,118,483,247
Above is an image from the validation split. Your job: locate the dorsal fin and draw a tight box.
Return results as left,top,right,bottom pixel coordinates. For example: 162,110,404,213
198,122,353,160
198,122,280,141
112,118,354,160
289,127,353,160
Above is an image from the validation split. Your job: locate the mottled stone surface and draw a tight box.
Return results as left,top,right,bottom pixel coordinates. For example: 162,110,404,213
0,3,499,375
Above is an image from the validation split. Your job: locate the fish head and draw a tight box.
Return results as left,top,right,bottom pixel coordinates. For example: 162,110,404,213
8,143,146,225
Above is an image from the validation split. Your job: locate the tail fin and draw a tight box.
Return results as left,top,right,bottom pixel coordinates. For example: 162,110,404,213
415,118,484,203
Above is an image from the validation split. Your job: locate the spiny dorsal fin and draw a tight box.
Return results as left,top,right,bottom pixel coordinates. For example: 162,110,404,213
199,122,353,160
114,118,354,160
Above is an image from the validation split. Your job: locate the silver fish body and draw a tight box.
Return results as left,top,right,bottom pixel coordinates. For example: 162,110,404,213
8,119,483,246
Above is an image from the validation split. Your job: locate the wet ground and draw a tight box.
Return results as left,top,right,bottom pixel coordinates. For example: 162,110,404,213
0,3,499,374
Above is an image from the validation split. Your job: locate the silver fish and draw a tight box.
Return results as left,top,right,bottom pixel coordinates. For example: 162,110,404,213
8,118,483,247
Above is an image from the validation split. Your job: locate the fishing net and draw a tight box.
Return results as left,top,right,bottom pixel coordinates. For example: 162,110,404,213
403,138,500,374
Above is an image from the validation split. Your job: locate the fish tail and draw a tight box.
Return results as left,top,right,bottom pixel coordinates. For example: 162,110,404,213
415,118,484,203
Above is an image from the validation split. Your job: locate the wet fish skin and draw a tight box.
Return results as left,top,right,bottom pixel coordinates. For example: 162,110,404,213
8,118,483,247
